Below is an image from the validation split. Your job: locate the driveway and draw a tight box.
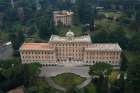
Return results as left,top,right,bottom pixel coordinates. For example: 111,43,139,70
46,77,66,91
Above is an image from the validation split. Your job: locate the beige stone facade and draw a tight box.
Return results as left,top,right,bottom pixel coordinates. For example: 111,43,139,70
20,30,122,66
53,10,73,26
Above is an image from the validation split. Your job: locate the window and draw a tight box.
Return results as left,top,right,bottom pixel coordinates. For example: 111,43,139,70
45,52,47,54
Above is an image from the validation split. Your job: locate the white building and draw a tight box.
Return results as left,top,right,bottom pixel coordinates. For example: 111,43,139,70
20,30,122,66
53,10,73,26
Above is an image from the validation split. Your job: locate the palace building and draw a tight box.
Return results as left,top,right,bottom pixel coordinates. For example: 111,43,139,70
53,10,73,26
20,30,122,66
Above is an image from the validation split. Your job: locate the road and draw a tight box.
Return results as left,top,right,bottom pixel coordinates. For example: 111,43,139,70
46,77,66,91
77,77,92,89
0,44,13,60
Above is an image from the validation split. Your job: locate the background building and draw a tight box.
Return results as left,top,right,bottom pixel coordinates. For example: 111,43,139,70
53,10,73,26
20,30,122,66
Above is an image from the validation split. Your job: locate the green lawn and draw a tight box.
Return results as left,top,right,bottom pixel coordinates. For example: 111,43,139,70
34,76,96,93
85,83,96,93
52,73,85,88
0,31,9,42
98,11,124,18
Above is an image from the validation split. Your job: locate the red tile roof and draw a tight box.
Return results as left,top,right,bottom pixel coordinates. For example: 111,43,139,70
20,43,53,50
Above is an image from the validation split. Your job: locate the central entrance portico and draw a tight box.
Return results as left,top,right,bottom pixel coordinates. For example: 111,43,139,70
58,58,84,66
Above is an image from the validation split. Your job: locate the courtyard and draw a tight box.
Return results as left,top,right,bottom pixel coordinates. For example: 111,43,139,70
39,66,92,91
40,66,90,77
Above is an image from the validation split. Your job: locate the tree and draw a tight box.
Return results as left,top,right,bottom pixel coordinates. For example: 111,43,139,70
37,13,56,40
96,75,108,93
1,68,12,80
23,63,41,86
127,58,140,93
77,0,94,24
135,3,140,32
91,31,107,43
0,59,42,91
89,63,113,93
111,52,128,93
9,31,25,56
111,72,126,93
89,63,113,77
91,28,131,50
89,5,96,32
130,33,140,52
89,16,95,32
119,72,125,93
0,59,24,91
120,52,128,71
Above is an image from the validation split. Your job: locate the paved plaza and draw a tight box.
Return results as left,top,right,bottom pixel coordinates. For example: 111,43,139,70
40,66,91,91
40,66,90,77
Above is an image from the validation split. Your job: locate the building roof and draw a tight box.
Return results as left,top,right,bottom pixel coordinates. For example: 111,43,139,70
85,43,122,51
49,35,92,43
20,43,121,52
7,86,24,93
20,43,54,51
49,30,92,42
53,10,73,16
